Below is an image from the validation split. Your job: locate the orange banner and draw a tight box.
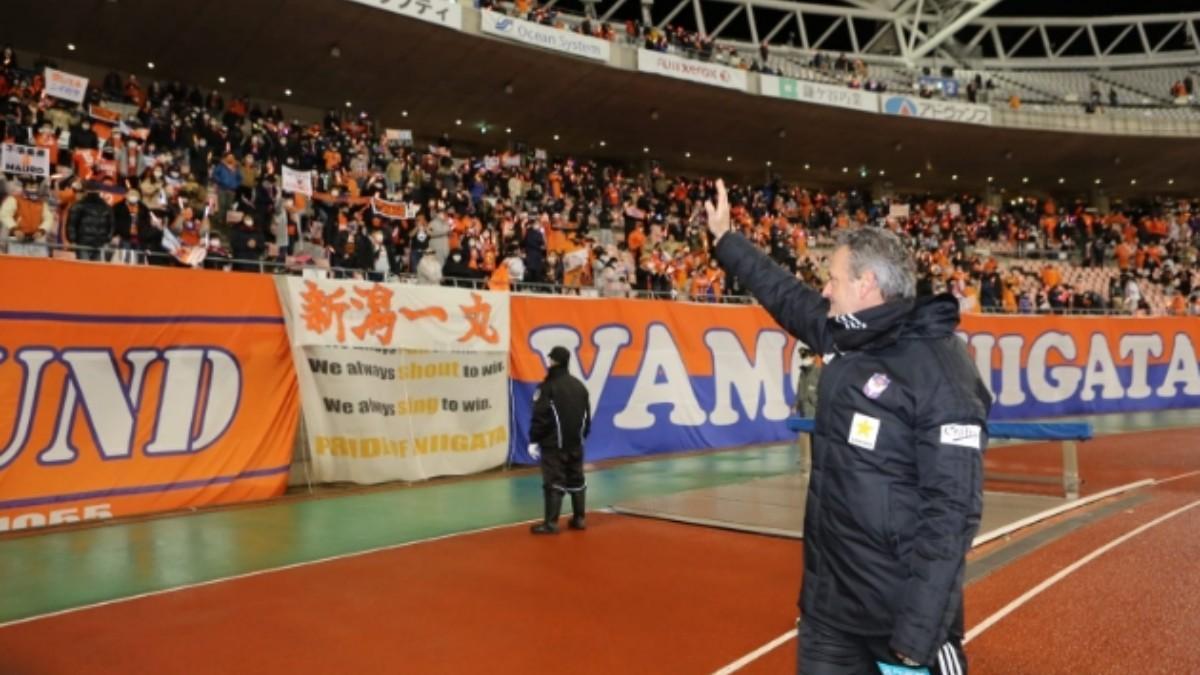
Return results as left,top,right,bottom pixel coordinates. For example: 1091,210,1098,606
0,258,298,532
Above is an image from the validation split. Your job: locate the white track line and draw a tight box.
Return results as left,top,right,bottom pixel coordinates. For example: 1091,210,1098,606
711,477,1179,674
712,628,798,675
0,518,538,630
972,480,1152,547
1154,469,1200,486
965,496,1200,644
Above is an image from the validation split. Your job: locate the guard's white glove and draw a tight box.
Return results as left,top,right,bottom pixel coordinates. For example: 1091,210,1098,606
527,443,540,461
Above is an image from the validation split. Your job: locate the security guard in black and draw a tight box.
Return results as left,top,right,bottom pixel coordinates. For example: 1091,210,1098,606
529,346,591,534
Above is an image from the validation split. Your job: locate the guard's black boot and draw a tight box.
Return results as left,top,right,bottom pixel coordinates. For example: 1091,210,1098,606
568,488,586,530
530,488,563,534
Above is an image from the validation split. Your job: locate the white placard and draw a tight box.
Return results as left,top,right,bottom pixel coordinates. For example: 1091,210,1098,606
282,166,314,196
1,143,51,179
45,68,88,103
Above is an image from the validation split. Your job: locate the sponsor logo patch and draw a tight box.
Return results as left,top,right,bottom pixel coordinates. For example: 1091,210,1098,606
848,412,881,451
940,423,981,449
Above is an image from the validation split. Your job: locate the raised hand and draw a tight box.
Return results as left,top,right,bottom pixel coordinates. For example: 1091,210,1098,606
703,178,731,244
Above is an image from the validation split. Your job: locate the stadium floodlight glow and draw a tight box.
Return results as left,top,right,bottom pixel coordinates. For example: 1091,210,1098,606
345,101,352,108
952,174,958,181
643,146,649,153
455,119,462,126
1094,178,1102,184
727,156,733,162
599,140,606,147
1169,178,1175,185
804,163,810,170
505,127,511,134
147,61,155,70
284,88,292,96
879,170,885,176
915,172,922,178
1130,179,1137,185
553,134,560,141
766,161,772,167
1058,177,1065,184
67,43,76,51
685,152,691,158
842,167,848,173
401,110,408,117
987,176,994,183
218,76,226,84
1022,177,1029,184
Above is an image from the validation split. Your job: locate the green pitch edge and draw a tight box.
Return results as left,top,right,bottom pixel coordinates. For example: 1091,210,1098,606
0,442,800,625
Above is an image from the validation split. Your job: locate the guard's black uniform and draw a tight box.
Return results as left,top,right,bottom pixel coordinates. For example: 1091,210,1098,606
529,354,591,533
715,232,991,673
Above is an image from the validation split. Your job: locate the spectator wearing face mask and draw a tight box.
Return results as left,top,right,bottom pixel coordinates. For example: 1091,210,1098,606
359,228,392,281
116,136,146,181
66,184,116,261
188,135,212,183
212,151,242,234
442,247,484,288
230,212,265,272
1,178,54,243
70,119,99,151
138,166,167,211
113,188,149,254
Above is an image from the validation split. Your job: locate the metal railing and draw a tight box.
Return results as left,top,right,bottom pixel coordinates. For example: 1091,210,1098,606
2,239,1174,315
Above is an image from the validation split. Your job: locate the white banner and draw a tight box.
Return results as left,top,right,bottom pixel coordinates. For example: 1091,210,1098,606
343,0,462,30
45,68,88,103
888,203,911,219
282,166,314,196
880,94,993,126
481,10,611,63
276,279,510,484
279,277,509,352
1,143,51,179
637,49,747,91
760,75,880,114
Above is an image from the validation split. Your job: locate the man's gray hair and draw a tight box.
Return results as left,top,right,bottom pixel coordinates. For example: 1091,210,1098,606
835,227,916,300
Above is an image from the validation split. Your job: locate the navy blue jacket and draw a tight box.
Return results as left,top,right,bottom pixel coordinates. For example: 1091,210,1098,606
715,232,991,665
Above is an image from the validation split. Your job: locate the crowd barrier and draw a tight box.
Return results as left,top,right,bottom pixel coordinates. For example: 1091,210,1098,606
787,417,1092,499
1,258,1196,531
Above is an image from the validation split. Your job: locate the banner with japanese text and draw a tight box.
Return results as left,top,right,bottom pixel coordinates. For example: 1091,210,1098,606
275,278,510,484
44,68,88,103
1,143,51,179
342,0,462,30
0,258,298,533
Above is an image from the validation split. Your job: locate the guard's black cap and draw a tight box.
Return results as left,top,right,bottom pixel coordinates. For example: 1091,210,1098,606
548,346,570,367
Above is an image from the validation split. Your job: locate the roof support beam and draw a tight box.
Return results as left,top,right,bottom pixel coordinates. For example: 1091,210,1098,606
909,0,1003,59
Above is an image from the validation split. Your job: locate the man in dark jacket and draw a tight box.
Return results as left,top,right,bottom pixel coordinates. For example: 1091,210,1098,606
528,346,591,534
66,187,115,261
706,180,990,674
229,213,265,272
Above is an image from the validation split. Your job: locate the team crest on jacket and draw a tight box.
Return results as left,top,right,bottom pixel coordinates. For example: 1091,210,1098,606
862,373,891,399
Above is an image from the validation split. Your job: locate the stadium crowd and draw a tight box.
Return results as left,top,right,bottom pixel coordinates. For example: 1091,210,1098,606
1,47,1198,316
